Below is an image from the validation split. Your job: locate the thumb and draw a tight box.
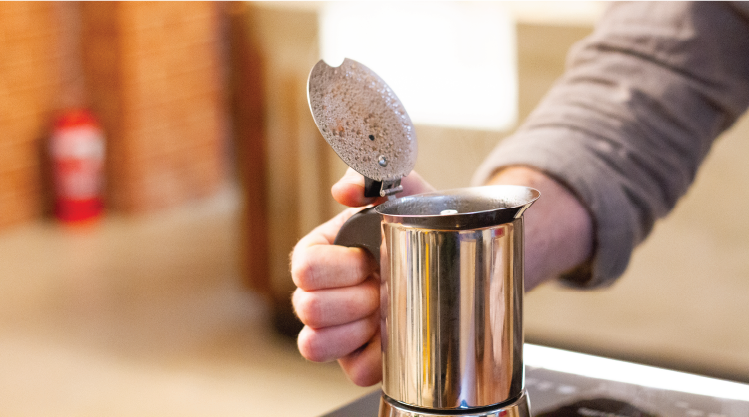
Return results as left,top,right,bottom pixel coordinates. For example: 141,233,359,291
331,168,435,208
400,170,435,196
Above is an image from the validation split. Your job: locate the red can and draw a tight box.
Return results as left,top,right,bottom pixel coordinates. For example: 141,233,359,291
49,109,106,223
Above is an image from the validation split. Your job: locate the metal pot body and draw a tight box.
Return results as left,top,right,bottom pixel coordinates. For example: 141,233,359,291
379,216,525,410
334,186,538,412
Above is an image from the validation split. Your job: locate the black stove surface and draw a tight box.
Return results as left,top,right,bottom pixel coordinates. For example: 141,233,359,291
321,366,749,416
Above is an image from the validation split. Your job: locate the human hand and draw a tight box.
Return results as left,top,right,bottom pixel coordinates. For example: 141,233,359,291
291,168,434,386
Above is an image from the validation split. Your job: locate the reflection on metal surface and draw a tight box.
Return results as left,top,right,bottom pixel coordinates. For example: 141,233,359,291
380,215,526,409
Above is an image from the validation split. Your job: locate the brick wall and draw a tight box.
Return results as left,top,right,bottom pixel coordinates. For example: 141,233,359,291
0,2,228,230
0,3,69,229
81,2,227,212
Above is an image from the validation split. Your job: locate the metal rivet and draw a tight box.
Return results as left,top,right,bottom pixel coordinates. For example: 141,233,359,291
378,155,388,167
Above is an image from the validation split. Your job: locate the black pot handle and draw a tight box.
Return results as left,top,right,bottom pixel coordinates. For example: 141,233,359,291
334,207,382,265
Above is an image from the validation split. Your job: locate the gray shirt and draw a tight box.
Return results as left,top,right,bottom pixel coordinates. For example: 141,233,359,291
473,2,749,288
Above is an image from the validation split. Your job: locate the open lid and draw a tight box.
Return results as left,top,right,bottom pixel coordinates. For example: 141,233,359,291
307,58,417,197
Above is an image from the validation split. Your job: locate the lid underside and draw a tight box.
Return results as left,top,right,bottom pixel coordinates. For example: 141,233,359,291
307,59,417,182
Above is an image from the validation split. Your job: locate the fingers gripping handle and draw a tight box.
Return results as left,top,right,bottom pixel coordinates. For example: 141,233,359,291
333,207,382,363
334,207,382,265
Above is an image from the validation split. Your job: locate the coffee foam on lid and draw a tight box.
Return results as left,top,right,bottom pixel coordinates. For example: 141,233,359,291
308,59,417,182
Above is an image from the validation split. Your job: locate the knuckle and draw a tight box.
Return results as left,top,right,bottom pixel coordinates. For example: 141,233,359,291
293,292,325,327
290,251,317,290
343,361,367,386
297,328,328,362
348,368,375,387
341,345,381,387
291,290,307,322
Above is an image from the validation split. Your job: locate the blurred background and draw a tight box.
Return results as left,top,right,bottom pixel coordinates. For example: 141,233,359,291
0,2,747,415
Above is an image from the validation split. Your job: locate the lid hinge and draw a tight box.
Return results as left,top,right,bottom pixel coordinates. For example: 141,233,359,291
364,177,403,198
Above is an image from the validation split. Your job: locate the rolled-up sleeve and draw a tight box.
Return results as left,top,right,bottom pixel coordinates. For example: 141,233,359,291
473,2,749,287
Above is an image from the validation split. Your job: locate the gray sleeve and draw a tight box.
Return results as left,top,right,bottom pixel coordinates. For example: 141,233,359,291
472,2,749,288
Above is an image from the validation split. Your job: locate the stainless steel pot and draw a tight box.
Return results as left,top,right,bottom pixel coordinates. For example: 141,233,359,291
335,186,538,415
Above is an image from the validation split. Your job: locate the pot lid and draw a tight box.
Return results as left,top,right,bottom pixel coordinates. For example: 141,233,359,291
307,58,417,196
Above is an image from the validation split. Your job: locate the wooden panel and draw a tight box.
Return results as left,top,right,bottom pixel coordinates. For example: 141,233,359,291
81,1,227,213
226,3,270,294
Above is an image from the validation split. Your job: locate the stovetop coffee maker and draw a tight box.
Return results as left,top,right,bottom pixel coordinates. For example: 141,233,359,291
308,58,538,417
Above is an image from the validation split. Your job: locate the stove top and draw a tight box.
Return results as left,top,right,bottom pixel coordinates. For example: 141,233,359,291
321,345,749,417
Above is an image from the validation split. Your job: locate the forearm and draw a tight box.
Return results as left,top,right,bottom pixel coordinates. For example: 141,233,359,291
487,166,593,290
475,2,749,288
